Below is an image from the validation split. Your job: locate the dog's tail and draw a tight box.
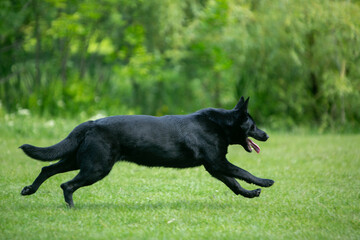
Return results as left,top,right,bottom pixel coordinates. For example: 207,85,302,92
19,121,93,161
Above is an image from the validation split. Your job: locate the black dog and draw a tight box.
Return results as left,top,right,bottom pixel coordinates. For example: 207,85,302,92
20,97,274,207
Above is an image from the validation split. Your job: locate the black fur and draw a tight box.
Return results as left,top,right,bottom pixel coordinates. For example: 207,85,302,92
20,97,274,207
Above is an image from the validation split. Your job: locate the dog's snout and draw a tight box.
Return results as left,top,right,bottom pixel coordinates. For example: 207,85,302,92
252,131,269,142
260,133,269,141
258,131,269,141
264,134,269,141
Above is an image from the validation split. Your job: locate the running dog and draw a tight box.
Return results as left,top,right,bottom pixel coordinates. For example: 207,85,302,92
20,97,274,207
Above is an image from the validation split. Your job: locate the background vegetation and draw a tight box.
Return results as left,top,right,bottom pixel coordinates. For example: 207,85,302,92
1,0,360,131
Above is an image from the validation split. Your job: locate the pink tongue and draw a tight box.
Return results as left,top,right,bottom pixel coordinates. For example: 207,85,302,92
248,139,260,153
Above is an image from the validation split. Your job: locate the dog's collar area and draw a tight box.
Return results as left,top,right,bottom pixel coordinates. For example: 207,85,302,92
247,138,260,153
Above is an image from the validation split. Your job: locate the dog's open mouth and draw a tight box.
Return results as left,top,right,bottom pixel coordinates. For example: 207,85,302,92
247,138,260,153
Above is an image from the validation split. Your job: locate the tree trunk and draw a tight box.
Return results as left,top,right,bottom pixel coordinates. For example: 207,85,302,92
33,0,41,87
214,73,221,108
306,30,320,121
79,34,90,79
60,37,69,85
340,60,347,124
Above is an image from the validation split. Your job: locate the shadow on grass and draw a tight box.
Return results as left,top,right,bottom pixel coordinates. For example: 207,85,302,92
14,197,242,211
73,199,239,211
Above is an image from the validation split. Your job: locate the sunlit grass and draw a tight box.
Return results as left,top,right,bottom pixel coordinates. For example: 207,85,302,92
0,116,359,239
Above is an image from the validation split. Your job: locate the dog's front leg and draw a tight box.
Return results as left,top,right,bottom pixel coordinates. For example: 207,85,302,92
221,159,274,187
205,168,261,198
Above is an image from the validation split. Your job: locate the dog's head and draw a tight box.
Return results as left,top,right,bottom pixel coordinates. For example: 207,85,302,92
232,97,269,153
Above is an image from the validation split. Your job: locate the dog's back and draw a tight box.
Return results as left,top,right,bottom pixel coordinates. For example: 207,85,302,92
91,113,222,168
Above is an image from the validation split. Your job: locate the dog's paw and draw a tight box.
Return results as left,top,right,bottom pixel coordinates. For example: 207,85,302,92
260,179,274,188
253,188,261,197
21,185,36,196
241,188,261,198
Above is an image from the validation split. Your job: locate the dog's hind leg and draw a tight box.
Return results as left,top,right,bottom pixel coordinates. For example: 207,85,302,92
60,138,114,207
21,156,79,196
60,164,112,208
205,166,261,198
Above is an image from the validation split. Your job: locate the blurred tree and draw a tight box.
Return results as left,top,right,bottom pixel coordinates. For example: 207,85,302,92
0,0,359,131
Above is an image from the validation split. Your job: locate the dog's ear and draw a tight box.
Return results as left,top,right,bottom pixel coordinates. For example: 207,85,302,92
234,96,245,110
243,97,249,111
234,96,249,112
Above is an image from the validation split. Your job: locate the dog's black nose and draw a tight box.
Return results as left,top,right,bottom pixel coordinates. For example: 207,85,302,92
264,133,269,141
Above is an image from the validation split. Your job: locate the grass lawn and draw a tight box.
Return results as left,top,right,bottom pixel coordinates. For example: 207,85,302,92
0,116,359,239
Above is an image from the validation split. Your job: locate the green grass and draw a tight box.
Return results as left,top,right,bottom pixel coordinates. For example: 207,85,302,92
0,116,359,239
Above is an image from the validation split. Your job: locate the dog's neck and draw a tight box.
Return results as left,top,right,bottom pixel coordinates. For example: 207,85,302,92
197,108,244,145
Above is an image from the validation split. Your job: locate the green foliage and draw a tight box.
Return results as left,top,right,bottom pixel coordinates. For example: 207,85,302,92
1,0,360,131
1,117,359,239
